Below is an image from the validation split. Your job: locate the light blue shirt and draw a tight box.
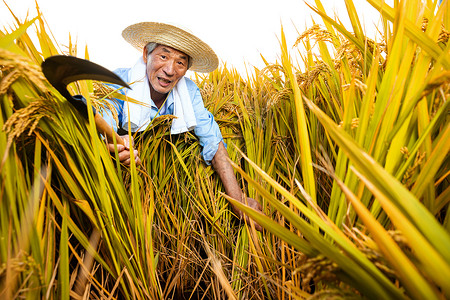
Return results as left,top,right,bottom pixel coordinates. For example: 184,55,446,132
103,67,223,165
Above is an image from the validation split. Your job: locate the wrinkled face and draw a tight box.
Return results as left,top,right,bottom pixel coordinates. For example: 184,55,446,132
143,44,189,103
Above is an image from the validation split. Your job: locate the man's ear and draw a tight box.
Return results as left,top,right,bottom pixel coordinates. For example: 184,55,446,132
142,47,147,64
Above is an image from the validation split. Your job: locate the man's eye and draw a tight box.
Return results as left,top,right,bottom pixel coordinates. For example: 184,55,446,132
160,55,166,59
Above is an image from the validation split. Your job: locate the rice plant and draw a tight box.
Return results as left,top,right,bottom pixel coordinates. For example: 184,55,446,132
1,0,449,299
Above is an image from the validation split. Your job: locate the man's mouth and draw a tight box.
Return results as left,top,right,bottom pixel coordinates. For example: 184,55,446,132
158,77,172,86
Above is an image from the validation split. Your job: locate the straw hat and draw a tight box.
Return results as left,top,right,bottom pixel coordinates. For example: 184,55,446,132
122,22,219,73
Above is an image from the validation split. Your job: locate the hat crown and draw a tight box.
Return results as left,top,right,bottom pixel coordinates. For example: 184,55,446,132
122,22,218,73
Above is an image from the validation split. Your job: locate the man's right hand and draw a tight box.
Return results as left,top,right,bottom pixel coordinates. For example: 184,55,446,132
106,135,141,166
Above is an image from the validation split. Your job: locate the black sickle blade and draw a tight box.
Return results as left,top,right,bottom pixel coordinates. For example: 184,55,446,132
41,55,131,118
42,55,130,91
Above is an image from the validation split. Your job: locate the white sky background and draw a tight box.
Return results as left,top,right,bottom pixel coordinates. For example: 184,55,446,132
1,0,383,74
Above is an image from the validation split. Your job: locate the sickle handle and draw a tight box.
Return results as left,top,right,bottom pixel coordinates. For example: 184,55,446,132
94,113,125,146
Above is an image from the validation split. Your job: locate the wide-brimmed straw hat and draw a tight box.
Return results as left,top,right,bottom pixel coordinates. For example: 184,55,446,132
122,22,219,73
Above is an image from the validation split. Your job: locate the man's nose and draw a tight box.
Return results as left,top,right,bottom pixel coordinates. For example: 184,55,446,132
163,61,176,76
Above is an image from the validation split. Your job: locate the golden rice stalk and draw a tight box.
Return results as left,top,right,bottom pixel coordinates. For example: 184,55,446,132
199,82,215,101
0,49,48,94
438,26,449,43
295,254,339,293
259,63,286,78
296,62,332,90
90,81,120,124
201,233,238,300
402,151,427,188
293,24,339,47
334,38,385,72
2,98,56,143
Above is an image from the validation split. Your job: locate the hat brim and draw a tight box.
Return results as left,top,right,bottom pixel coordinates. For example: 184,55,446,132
122,22,218,73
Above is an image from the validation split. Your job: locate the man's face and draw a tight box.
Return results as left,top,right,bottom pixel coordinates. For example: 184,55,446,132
143,44,189,102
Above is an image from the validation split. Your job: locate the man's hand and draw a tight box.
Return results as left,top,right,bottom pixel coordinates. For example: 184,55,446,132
232,197,263,232
106,135,141,166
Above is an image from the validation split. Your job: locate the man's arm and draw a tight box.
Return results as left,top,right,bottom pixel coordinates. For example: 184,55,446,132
211,142,263,231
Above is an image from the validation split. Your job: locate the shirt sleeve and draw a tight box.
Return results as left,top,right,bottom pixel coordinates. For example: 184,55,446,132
186,78,224,165
101,68,129,131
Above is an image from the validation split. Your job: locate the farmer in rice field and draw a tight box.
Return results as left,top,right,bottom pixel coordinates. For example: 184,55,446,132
103,22,262,231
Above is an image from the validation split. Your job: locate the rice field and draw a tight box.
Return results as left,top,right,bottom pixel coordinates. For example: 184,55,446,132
1,0,449,299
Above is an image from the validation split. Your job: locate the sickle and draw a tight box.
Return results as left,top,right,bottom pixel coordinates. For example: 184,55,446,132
42,55,130,145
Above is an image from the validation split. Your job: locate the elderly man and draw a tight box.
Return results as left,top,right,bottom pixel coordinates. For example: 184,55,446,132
104,22,262,230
